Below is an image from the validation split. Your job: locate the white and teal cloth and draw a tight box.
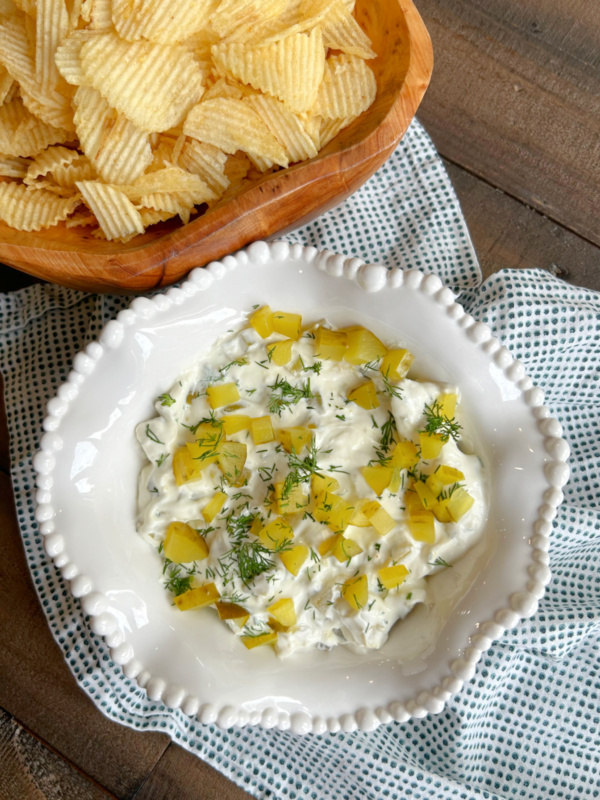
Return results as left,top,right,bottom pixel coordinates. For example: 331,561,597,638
1,120,598,800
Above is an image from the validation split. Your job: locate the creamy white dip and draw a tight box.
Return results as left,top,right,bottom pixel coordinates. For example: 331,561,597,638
136,316,487,657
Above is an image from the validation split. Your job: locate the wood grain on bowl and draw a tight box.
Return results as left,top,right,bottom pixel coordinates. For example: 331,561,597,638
0,0,433,294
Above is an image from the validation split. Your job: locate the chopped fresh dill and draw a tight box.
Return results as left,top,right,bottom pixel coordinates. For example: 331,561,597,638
437,483,464,501
429,556,452,568
406,592,413,600
267,375,314,415
145,424,163,444
220,358,247,374
156,453,167,467
380,411,397,451
158,393,176,407
335,414,346,421
163,563,195,596
254,360,269,369
420,399,462,442
381,367,403,399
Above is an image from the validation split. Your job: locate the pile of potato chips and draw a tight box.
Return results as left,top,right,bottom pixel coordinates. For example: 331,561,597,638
0,0,377,242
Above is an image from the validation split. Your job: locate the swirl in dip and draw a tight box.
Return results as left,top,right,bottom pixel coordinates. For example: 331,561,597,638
136,308,487,657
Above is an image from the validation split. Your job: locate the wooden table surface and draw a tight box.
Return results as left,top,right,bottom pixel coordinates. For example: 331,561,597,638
1,2,599,798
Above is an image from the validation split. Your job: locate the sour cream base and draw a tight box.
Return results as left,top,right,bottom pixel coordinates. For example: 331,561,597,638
136,319,487,658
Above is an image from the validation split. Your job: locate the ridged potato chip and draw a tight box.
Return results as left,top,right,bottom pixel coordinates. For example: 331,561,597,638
178,139,229,198
184,97,289,167
321,0,376,59
76,179,145,240
112,0,219,44
73,85,153,184
87,0,112,31
54,30,100,86
25,143,78,180
0,96,69,156
80,33,206,132
212,28,325,114
0,154,29,178
35,0,69,91
0,180,80,230
120,166,216,203
0,66,14,104
248,94,318,163
211,0,287,40
312,53,377,119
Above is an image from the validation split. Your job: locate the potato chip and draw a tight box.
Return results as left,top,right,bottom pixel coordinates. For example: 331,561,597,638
184,97,289,167
25,146,95,192
248,94,318,163
312,54,376,119
137,192,199,224
258,0,332,43
35,0,69,91
211,0,287,40
80,33,207,133
119,166,216,205
25,144,78,180
64,205,96,227
0,96,69,156
112,0,219,44
0,154,29,178
73,85,153,184
138,207,177,227
178,139,229,197
212,28,324,114
202,77,244,102
55,30,100,86
87,0,113,31
318,115,352,148
0,0,19,12
76,179,145,240
12,0,35,15
0,180,80,230
0,66,14,104
320,0,376,59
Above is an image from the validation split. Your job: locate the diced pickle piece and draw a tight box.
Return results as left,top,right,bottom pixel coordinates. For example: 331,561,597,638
311,473,340,496
222,414,250,434
404,488,423,515
343,326,387,365
172,446,204,485
280,544,309,576
259,517,293,550
419,432,445,459
414,481,438,511
215,601,250,627
274,481,308,515
312,491,354,533
408,512,435,543
250,415,275,444
388,468,403,494
432,496,452,523
174,583,220,610
272,311,302,339
268,598,297,628
163,521,209,563
362,500,395,535
378,564,409,590
380,348,413,380
207,382,240,409
314,328,347,360
216,441,247,483
435,465,465,484
360,464,393,496
349,498,372,527
332,536,363,563
202,491,227,523
438,392,457,418
278,426,313,453
249,305,274,338
318,533,342,557
447,487,475,521
267,338,294,365
241,630,278,649
348,380,379,409
342,574,368,611
390,441,419,470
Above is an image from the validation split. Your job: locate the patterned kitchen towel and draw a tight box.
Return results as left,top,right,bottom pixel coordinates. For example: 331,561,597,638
1,118,598,800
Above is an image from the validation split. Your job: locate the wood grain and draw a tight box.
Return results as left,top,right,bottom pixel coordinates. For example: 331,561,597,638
417,0,600,247
0,0,433,294
444,161,600,292
0,474,169,799
133,743,254,800
0,710,116,800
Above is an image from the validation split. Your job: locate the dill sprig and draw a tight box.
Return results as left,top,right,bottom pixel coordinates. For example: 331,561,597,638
183,411,223,435
437,482,464,501
220,358,247,375
158,393,176,407
429,556,452,568
145,424,163,444
380,411,397,451
381,368,403,399
419,400,462,442
267,375,314,415
163,562,195,596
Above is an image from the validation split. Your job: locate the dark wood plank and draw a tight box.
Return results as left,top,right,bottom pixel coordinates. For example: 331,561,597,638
0,709,117,800
444,161,600,291
0,474,169,799
417,0,600,246
133,743,254,800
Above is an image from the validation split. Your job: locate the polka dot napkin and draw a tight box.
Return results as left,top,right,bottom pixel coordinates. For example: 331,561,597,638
1,120,598,799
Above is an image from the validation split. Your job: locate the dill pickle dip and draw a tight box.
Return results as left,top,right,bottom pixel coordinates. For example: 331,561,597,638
135,307,487,657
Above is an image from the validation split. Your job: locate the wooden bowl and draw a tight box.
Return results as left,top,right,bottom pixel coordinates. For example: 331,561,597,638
0,0,433,294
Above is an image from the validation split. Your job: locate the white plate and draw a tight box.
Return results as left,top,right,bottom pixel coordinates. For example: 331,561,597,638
34,241,569,735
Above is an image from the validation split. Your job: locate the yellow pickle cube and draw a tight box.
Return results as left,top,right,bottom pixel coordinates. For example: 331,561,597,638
222,414,250,434
390,441,419,470
206,382,240,409
360,464,393,496
318,533,343,557
272,311,302,339
314,328,347,361
378,564,409,590
408,511,436,544
258,517,294,550
419,431,446,460
174,583,220,610
342,575,368,612
311,473,340,497
447,487,475,521
215,601,250,627
343,326,387,365
216,441,247,483
268,598,297,629
362,501,395,535
438,392,457,418
332,536,363,563
348,379,379,409
280,544,309,576
267,338,294,365
241,630,278,649
202,491,227,523
274,481,308,515
163,521,209,563
414,481,438,511
249,305,274,338
172,446,204,486
278,426,313,454
250,415,275,444
312,492,354,533
380,348,413,380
